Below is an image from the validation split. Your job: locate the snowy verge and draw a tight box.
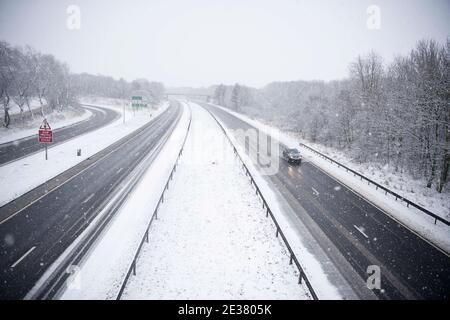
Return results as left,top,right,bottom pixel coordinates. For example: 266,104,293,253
80,97,128,108
203,104,342,300
0,100,169,207
121,102,309,300
206,103,450,254
0,107,92,145
59,101,190,299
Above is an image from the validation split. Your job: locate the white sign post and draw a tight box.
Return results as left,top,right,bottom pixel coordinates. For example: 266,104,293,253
38,119,53,160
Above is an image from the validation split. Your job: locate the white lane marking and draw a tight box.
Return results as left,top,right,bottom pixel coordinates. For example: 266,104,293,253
311,187,320,196
0,108,174,226
10,246,36,268
354,225,369,239
116,167,123,174
304,156,450,258
82,193,95,204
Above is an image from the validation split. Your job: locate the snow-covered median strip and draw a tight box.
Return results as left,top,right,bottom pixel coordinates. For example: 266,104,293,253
59,101,190,299
207,103,450,254
117,102,309,300
0,101,169,207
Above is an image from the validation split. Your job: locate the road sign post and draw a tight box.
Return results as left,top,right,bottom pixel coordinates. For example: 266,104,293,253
38,119,53,160
131,96,148,116
131,96,142,117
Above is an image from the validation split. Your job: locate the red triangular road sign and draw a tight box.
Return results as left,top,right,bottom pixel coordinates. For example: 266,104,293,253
40,118,51,130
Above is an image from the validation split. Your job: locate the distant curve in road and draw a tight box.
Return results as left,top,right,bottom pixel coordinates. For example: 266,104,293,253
0,105,119,165
201,102,450,300
0,102,182,299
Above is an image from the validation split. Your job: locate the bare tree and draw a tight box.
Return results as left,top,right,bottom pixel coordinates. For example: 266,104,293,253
0,41,19,127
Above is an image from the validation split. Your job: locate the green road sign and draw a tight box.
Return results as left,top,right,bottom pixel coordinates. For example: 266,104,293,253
131,96,147,108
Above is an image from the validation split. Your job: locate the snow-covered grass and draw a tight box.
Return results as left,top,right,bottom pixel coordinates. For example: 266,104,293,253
59,101,191,300
0,107,91,145
121,102,309,300
207,103,450,253
0,99,169,207
80,96,128,108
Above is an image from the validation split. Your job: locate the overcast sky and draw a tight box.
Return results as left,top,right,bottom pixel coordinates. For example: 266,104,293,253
0,0,449,87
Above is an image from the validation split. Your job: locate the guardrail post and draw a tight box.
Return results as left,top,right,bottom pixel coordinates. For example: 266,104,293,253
207,111,324,300
299,142,450,229
115,114,192,300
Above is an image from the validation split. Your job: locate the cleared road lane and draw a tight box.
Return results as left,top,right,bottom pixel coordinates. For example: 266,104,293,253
201,102,450,300
0,102,182,299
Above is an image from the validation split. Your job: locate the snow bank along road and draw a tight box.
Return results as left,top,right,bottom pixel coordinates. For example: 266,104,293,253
122,102,310,299
0,105,119,165
0,101,182,299
200,102,450,300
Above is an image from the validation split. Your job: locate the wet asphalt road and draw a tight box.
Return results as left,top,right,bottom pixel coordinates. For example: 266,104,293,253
202,102,450,300
0,102,182,299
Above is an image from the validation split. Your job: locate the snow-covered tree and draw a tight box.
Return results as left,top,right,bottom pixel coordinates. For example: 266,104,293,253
214,38,449,192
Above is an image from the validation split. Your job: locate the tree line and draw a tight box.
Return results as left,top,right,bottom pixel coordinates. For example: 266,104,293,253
214,39,449,193
70,74,165,104
0,40,165,128
0,41,76,126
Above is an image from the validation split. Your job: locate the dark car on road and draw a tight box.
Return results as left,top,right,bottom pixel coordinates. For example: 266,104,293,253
282,148,302,165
